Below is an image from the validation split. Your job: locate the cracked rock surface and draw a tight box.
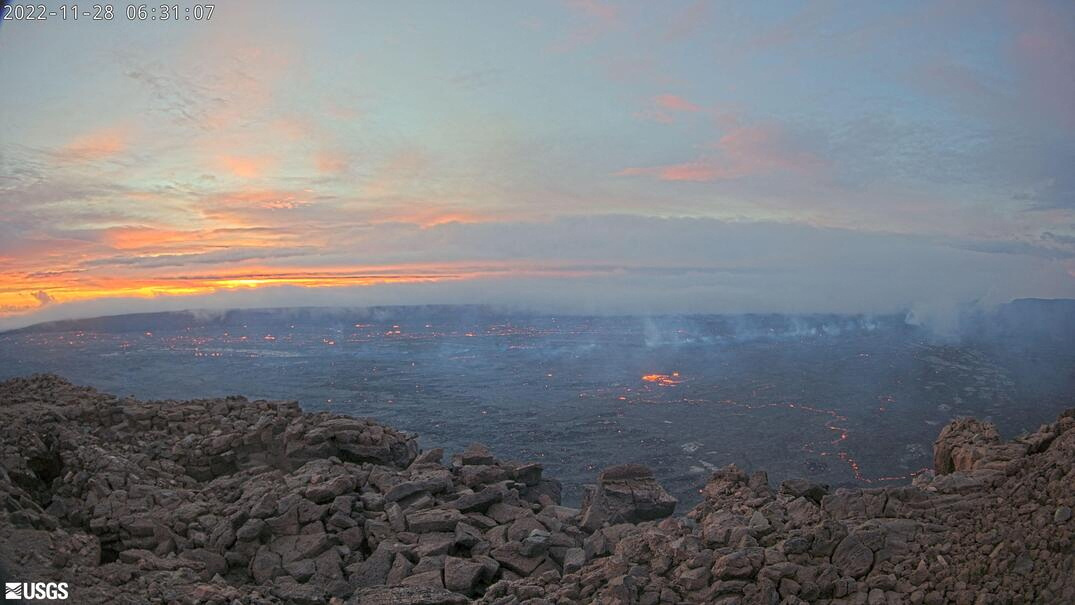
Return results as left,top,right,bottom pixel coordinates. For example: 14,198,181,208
1,374,1072,604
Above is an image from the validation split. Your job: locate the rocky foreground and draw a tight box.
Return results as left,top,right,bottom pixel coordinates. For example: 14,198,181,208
0,375,1071,604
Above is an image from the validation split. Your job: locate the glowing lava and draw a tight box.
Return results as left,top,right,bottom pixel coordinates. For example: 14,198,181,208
595,375,926,485
642,372,681,386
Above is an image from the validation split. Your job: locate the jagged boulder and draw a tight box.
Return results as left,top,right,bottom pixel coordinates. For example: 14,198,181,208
579,463,677,531
933,417,1002,473
480,412,1075,604
349,585,468,605
932,416,1035,476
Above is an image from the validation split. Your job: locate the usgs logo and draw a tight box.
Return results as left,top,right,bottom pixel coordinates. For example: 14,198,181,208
4,582,68,601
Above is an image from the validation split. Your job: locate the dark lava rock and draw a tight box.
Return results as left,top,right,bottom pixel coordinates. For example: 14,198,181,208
579,463,677,531
0,375,1072,605
349,585,468,605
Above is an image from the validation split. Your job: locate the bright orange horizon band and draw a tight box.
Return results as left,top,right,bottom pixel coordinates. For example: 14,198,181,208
0,262,604,317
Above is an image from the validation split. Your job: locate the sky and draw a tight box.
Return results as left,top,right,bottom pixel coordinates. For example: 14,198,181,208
1,0,1074,329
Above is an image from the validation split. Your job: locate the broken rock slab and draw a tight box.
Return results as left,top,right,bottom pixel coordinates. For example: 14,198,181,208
579,463,677,531
348,585,469,605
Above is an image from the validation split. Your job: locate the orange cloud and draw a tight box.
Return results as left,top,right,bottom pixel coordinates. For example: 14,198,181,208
1006,2,1075,130
637,94,709,124
315,151,349,175
217,155,275,179
58,128,128,161
619,123,825,182
549,0,623,53
568,0,619,23
620,162,722,182
655,94,701,113
661,0,711,43
101,224,292,252
197,189,319,225
103,227,193,250
375,207,489,228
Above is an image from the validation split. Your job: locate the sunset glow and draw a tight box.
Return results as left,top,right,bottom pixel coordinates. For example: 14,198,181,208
2,1,1074,329
0,261,610,316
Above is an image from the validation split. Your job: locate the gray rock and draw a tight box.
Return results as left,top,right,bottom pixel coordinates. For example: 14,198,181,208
562,547,585,574
453,522,483,549
580,464,677,531
351,543,397,588
269,532,330,563
386,552,415,585
520,478,563,505
412,555,446,574
779,478,829,504
1011,552,1035,575
444,556,484,593
512,463,543,486
3,375,1072,605
330,495,355,515
387,502,408,532
348,585,468,605
337,525,365,549
250,493,278,518
249,546,282,584
449,487,502,513
831,534,874,579
283,558,315,582
407,508,465,533
1054,506,1072,523
490,542,544,576
486,503,532,524
461,443,496,466
459,465,509,487
305,474,356,503
180,548,227,577
265,506,300,536
385,480,436,503
365,519,394,549
782,536,811,555
415,533,455,557
313,547,344,584
412,448,444,466
507,515,546,542
712,548,763,580
235,518,266,541
519,528,550,557
402,569,444,589
679,565,710,591
272,575,324,605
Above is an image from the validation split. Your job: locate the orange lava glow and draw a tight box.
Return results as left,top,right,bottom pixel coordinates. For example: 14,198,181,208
582,378,929,485
641,372,681,386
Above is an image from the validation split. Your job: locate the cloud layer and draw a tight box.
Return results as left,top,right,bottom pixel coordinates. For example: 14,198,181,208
1,1,1073,327
2,215,1072,330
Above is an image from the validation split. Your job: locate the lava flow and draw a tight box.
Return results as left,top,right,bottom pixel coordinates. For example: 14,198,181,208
642,372,682,386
